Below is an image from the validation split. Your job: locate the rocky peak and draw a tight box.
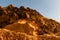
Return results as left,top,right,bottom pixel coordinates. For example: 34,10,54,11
0,5,60,40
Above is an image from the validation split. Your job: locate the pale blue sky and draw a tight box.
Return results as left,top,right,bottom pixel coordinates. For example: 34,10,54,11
0,0,60,22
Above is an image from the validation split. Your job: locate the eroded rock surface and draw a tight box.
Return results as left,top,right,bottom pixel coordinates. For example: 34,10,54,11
0,4,60,40
0,29,38,40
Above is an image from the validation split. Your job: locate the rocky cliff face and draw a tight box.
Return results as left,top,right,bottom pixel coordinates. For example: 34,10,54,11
0,4,60,40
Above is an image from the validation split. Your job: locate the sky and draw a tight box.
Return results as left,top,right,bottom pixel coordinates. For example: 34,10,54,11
0,0,60,22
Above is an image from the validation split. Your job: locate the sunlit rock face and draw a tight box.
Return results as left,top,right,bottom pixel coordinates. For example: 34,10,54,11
0,29,38,40
0,4,60,40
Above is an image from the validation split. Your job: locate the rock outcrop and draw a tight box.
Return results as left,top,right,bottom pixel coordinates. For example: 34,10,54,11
0,4,60,40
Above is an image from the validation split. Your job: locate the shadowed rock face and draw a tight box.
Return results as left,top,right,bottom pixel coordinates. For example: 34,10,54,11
0,4,60,40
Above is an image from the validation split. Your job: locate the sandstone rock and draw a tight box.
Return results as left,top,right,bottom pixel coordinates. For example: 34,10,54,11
0,5,60,40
